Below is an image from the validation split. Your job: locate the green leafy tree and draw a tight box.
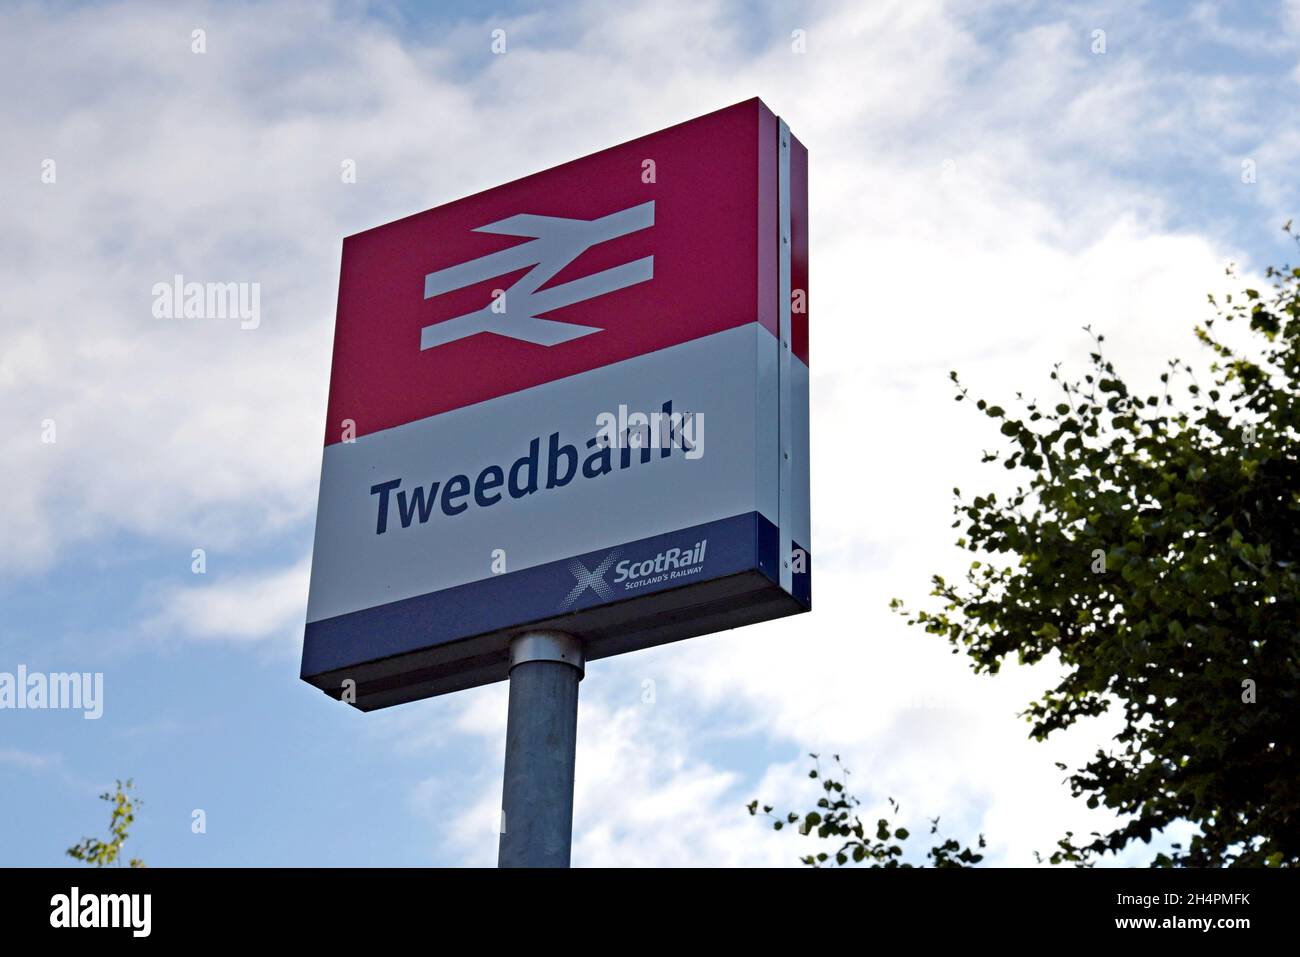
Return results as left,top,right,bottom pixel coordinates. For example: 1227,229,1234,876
893,226,1300,867
750,754,986,867
67,779,146,868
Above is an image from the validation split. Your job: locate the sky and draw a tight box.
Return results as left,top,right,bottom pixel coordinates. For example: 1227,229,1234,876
2,0,1298,867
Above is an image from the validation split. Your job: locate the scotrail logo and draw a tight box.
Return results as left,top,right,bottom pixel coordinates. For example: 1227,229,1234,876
561,550,622,609
561,539,708,609
420,201,655,349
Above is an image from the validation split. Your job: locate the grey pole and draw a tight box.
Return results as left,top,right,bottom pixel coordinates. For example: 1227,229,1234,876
497,630,584,868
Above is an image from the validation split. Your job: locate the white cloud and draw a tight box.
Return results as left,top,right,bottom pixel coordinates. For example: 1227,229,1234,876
146,555,310,645
0,748,60,771
422,691,797,867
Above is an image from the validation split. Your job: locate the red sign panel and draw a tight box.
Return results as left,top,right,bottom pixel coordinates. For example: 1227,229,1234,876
326,99,780,444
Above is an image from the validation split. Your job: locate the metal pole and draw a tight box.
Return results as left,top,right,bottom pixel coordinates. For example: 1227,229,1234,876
497,630,583,867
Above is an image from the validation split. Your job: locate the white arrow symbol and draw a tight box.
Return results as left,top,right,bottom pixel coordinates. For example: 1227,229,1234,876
421,201,655,350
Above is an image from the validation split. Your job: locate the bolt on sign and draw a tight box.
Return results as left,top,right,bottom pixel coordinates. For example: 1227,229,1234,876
302,98,810,710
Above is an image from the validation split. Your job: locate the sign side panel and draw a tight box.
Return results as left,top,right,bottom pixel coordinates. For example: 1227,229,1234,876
790,133,811,607
755,104,780,545
777,120,793,594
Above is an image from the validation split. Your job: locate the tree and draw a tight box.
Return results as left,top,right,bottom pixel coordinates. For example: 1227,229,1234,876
750,754,986,867
67,779,146,868
893,226,1300,867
